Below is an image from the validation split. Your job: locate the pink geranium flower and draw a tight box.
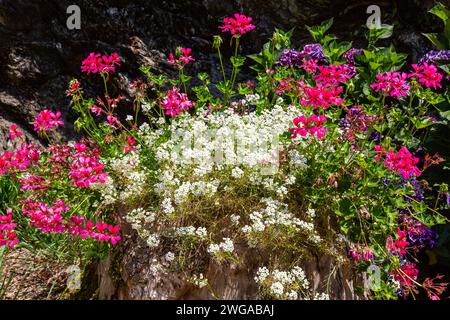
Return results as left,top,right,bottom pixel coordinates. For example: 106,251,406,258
314,64,353,86
167,47,195,66
219,13,255,37
371,71,410,98
0,208,20,248
375,145,421,178
289,115,327,139
8,124,23,141
301,85,344,109
33,110,64,134
409,63,443,89
81,52,121,75
161,86,194,117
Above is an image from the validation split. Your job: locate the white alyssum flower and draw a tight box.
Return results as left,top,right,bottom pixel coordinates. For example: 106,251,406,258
146,233,160,248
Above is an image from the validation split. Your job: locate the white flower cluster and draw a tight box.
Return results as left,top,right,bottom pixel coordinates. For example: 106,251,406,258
125,207,156,238
107,152,148,202
255,266,310,300
174,226,208,240
207,238,235,255
242,198,317,237
189,273,208,289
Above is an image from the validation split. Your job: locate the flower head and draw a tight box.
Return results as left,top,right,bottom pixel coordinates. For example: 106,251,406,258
81,52,121,75
219,13,255,37
33,110,64,134
289,115,327,139
371,71,410,98
161,87,194,117
409,63,443,89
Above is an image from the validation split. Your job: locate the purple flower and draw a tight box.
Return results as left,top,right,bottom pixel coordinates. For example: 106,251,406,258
300,44,326,61
276,43,326,68
419,50,450,65
276,49,303,68
343,48,364,65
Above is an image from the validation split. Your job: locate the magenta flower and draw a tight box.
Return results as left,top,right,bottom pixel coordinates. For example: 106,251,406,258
8,124,23,141
0,208,19,248
301,58,318,74
375,145,421,178
392,263,419,287
81,52,121,75
371,71,410,98
22,199,69,234
409,63,443,89
167,47,195,66
120,135,137,154
301,85,344,109
161,86,194,117
219,13,255,37
289,115,327,139
33,110,64,134
314,64,353,86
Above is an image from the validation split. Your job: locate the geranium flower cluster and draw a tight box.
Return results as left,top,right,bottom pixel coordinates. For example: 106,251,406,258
289,115,327,139
21,199,120,245
167,47,195,66
33,110,64,134
314,64,353,86
375,146,421,179
219,13,255,37
0,209,19,248
301,85,344,109
371,71,410,98
81,52,121,75
161,86,194,117
0,143,40,175
409,63,443,89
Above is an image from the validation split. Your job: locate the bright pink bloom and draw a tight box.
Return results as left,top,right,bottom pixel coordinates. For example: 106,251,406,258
161,86,194,117
314,64,353,85
392,263,419,286
22,199,69,234
219,13,255,37
81,52,121,75
120,135,137,154
0,208,19,248
90,105,102,116
33,110,64,133
82,220,121,245
66,79,81,96
301,58,318,74
19,175,49,192
69,155,108,188
167,47,195,66
289,115,327,139
386,230,410,256
105,115,120,129
409,63,443,89
8,124,23,141
301,85,344,109
0,143,40,175
371,71,410,98
375,145,421,178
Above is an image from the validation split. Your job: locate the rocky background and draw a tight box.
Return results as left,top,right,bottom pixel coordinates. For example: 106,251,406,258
1,0,449,299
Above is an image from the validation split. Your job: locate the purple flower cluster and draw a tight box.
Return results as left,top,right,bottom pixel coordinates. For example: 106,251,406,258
343,48,364,65
276,43,326,68
340,105,377,141
399,213,438,249
419,50,450,64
